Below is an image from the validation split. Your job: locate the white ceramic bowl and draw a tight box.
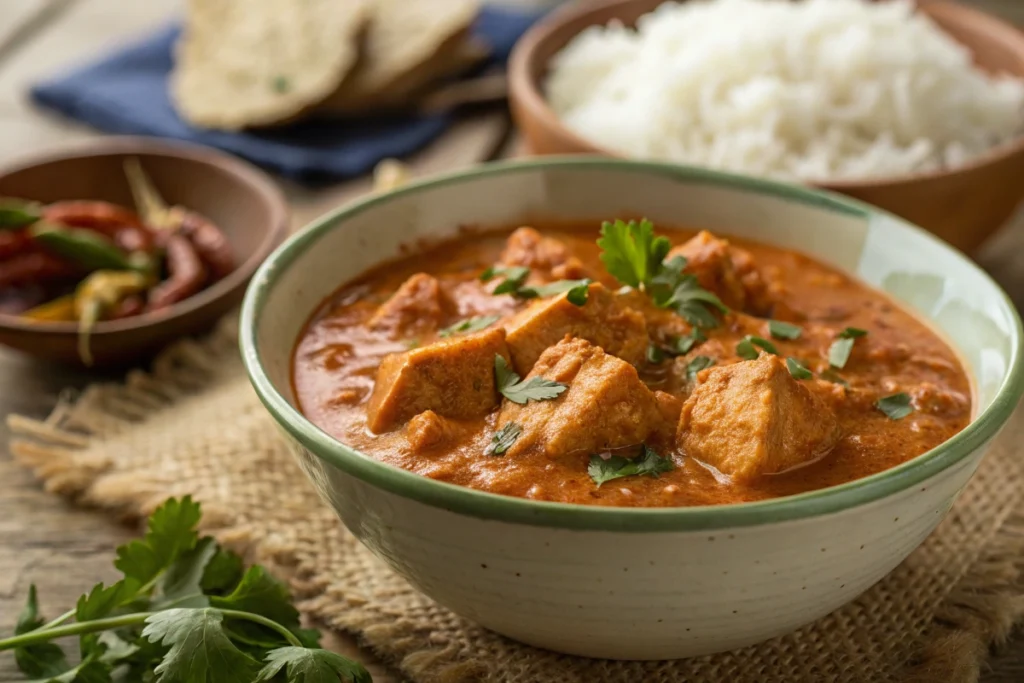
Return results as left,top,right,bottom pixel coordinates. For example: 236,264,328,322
241,158,1023,660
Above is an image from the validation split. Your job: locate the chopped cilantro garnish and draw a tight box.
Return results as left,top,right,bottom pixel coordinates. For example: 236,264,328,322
828,327,868,369
820,369,850,387
686,355,716,382
597,219,728,328
494,355,567,405
438,315,500,338
486,422,522,455
736,335,778,360
674,327,706,355
786,357,814,380
768,320,802,340
876,392,914,420
588,445,675,487
646,344,666,364
519,278,592,305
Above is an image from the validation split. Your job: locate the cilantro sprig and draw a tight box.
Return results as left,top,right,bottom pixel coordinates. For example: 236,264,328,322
736,335,778,360
597,219,728,328
486,422,522,456
438,315,500,338
480,266,591,306
0,497,370,683
588,445,675,487
495,354,567,405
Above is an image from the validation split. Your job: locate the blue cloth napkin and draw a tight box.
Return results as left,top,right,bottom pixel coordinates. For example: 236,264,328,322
31,7,543,183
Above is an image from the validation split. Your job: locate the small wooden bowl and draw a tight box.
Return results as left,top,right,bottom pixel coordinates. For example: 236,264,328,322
0,137,288,367
509,0,1024,252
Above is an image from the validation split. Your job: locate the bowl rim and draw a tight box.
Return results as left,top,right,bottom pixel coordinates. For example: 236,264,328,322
240,156,1024,532
507,0,1024,190
0,136,289,336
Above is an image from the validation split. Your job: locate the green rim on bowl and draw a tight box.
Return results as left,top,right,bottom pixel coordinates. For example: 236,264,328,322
240,157,1024,532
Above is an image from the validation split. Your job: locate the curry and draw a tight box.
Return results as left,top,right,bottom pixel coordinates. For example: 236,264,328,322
292,221,972,508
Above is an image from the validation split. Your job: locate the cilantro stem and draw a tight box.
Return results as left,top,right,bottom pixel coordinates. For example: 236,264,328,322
0,608,302,652
0,613,148,651
217,609,303,647
39,608,75,630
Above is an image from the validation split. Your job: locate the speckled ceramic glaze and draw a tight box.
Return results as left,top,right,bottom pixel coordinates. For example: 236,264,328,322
240,159,1023,660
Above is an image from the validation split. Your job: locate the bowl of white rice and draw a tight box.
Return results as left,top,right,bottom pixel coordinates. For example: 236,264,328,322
508,0,1024,251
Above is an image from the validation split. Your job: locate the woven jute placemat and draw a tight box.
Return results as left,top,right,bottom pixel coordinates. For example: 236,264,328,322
7,316,1024,683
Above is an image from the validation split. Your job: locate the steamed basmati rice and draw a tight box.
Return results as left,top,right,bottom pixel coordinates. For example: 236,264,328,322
546,0,1024,181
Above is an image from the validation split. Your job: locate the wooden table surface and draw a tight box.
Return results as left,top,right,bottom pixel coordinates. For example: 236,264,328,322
2,1,1023,681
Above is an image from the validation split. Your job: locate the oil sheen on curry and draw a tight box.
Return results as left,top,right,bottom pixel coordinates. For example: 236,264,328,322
292,221,972,508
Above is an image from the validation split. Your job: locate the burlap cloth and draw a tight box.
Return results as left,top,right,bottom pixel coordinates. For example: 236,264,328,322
7,316,1024,683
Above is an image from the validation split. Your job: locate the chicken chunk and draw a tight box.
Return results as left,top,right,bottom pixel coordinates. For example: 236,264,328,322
669,231,771,314
497,338,664,458
678,355,840,481
405,410,473,452
503,282,647,375
499,227,591,281
367,273,452,337
366,327,510,433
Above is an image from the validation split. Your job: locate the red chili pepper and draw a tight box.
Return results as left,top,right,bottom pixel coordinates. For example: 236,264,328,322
0,251,79,288
107,294,145,319
0,230,31,260
178,211,234,281
43,201,155,254
147,235,207,310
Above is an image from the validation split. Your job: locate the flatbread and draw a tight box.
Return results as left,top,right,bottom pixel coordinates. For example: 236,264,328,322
316,34,489,114
172,0,371,130
317,0,481,114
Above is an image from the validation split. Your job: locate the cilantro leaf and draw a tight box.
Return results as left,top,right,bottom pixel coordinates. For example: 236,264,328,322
786,357,814,380
201,547,245,594
597,219,671,289
154,536,218,609
839,327,868,338
662,274,728,328
646,344,666,364
211,566,301,631
768,320,802,340
588,446,675,487
494,355,567,405
686,356,716,382
45,654,110,683
438,315,500,338
736,335,778,360
828,327,868,369
114,496,202,585
519,278,591,305
143,608,261,683
75,579,141,622
481,266,529,295
14,584,70,678
876,392,914,420
486,423,521,456
257,647,372,683
821,369,850,387
674,328,706,355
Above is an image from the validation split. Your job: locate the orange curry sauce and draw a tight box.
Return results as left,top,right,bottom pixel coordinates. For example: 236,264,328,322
292,224,972,507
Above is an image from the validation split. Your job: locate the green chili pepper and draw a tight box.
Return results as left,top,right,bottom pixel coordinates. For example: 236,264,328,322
28,222,151,273
73,270,151,365
21,295,77,322
0,198,42,229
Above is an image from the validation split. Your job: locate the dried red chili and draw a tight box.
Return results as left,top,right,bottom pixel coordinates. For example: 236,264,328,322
0,252,78,288
178,211,234,281
107,294,145,319
43,201,155,254
147,235,207,310
0,230,31,260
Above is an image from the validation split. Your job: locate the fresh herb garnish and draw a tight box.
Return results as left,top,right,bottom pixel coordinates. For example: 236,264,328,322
494,355,567,404
597,219,728,328
588,445,675,487
481,265,530,295
820,369,850,387
597,218,671,289
769,320,802,340
786,357,814,380
646,344,666,364
0,497,370,683
828,327,868,369
438,315,500,338
686,355,716,382
519,278,592,305
736,335,778,360
674,327,706,354
876,392,914,420
486,422,522,455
